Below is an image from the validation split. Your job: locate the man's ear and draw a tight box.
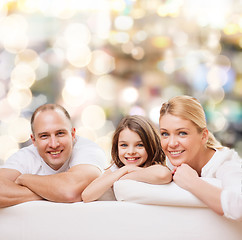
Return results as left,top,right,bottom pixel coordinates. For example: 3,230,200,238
31,134,36,146
71,128,76,139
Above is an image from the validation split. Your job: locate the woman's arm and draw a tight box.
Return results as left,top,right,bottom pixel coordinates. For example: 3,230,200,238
173,164,223,215
120,165,172,184
82,166,134,203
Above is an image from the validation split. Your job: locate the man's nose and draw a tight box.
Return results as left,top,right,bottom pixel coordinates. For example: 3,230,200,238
49,135,60,148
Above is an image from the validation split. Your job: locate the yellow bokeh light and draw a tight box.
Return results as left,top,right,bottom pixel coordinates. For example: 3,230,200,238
7,117,31,143
15,49,39,70
88,50,115,75
224,23,239,35
7,87,32,109
11,63,36,89
81,105,106,130
66,44,91,68
152,36,171,48
64,76,86,97
76,126,97,142
96,75,117,100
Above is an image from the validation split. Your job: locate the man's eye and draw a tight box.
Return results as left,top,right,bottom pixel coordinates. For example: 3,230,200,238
40,135,48,139
57,132,65,136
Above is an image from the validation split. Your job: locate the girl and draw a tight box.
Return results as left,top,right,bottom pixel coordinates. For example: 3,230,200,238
82,115,172,202
159,95,242,221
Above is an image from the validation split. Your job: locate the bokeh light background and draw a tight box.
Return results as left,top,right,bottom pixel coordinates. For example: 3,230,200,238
0,0,242,164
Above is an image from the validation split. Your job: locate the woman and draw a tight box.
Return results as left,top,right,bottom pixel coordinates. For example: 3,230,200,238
159,95,242,221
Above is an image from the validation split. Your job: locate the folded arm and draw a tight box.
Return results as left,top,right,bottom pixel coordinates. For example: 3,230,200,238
0,168,43,208
16,164,101,203
120,165,172,184
82,166,134,203
173,164,223,215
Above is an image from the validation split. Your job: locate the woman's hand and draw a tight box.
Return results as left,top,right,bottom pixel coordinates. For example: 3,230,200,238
173,163,199,191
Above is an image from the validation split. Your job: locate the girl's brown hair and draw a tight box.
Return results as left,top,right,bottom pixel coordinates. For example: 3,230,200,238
159,95,223,149
111,115,166,168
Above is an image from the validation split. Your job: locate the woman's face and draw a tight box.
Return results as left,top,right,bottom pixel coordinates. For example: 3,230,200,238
159,114,207,167
118,128,148,167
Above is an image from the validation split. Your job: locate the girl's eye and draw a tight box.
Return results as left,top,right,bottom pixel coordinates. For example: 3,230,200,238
160,132,169,137
137,143,144,147
120,144,128,147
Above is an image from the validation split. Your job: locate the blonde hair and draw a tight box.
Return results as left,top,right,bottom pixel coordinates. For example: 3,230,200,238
159,95,223,150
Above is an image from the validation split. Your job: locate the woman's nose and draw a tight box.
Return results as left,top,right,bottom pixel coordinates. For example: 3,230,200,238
168,136,179,148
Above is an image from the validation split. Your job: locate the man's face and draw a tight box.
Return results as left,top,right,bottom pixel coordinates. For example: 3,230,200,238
31,109,76,170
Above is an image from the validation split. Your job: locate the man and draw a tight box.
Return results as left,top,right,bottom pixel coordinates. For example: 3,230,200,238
0,104,107,207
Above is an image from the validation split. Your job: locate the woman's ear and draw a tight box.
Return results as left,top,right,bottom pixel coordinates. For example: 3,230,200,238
201,128,209,144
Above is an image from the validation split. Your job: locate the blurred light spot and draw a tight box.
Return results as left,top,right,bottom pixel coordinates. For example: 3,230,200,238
4,34,28,53
96,75,117,100
204,86,225,104
207,66,228,88
15,49,39,70
173,31,188,47
76,126,97,142
131,47,145,60
64,23,91,46
0,98,20,122
66,44,91,68
162,85,183,99
0,82,5,98
35,57,49,80
64,76,86,97
11,63,36,89
96,136,112,163
121,42,134,54
111,31,130,44
0,135,19,162
114,15,133,31
0,3,8,21
81,105,106,130
152,37,171,48
8,117,31,143
208,112,227,132
149,106,161,125
224,23,239,35
129,106,146,116
120,87,139,104
51,0,76,19
62,83,94,107
7,88,32,109
88,50,115,75
110,0,126,12
133,30,147,43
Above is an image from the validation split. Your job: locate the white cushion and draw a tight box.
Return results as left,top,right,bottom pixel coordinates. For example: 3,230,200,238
113,178,221,207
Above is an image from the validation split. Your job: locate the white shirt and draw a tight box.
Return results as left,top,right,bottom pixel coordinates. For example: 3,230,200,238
0,136,107,175
167,147,242,221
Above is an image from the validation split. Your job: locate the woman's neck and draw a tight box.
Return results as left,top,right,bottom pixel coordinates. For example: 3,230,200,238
192,147,216,176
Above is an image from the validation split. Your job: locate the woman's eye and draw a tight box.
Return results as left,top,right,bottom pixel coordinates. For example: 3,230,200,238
179,131,187,136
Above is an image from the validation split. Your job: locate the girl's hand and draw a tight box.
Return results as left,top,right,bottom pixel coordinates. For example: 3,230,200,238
173,164,199,191
122,165,142,173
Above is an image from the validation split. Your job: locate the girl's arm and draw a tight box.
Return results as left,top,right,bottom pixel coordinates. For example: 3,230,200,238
120,164,172,184
173,163,223,215
82,166,135,203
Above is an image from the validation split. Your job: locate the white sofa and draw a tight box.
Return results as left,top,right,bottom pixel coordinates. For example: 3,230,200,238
0,179,241,240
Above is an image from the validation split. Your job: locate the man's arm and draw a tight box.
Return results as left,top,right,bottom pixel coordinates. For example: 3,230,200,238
0,168,43,208
16,164,101,203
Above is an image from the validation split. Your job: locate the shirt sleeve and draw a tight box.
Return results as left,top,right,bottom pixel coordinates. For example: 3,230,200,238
69,137,108,172
221,189,242,221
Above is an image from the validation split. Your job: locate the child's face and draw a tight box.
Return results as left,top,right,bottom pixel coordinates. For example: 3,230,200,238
118,128,148,167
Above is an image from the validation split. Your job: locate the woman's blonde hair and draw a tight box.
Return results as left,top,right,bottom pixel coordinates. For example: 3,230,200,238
159,95,223,150
111,115,166,168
